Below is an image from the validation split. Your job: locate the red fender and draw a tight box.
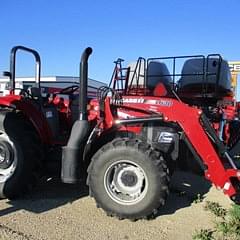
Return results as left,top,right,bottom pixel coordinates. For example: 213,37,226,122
0,95,53,144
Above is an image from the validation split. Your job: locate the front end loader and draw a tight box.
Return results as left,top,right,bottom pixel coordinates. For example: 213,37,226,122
1,46,240,221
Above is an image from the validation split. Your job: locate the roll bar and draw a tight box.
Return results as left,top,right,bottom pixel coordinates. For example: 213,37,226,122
8,45,41,90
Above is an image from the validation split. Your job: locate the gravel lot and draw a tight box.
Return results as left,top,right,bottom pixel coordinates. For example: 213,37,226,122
0,171,232,240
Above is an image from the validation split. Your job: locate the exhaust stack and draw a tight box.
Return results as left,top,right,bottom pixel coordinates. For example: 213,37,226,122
79,47,93,120
61,47,93,184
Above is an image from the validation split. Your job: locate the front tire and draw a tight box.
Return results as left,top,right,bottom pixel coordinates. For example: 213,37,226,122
87,138,170,220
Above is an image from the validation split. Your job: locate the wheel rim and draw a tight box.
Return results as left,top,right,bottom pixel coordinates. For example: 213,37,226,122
0,134,17,183
104,160,148,205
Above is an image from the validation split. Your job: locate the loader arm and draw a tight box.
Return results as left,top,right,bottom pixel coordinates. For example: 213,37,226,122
113,96,240,198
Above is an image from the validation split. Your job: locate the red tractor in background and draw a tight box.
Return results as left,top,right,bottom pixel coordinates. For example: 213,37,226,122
1,46,240,221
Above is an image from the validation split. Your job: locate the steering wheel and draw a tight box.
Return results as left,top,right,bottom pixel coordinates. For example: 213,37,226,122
58,85,79,95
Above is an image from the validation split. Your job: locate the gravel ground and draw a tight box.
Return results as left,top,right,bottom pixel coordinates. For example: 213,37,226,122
0,171,232,240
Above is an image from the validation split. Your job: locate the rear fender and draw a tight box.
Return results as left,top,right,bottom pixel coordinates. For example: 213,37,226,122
0,98,53,144
16,102,53,144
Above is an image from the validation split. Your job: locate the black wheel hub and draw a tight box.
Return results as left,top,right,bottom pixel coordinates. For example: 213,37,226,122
121,171,138,187
104,160,147,204
0,141,14,169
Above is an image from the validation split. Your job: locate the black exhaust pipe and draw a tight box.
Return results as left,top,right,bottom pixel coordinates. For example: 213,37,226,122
79,47,93,120
61,47,93,184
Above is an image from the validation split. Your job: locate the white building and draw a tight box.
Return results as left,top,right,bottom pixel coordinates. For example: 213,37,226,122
0,76,106,97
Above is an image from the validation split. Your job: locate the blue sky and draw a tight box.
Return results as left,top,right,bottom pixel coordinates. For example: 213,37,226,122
0,0,239,86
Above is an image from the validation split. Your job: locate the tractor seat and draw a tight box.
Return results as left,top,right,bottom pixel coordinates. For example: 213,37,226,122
28,87,52,107
127,60,173,97
28,87,42,99
147,61,173,97
28,87,61,139
177,58,232,100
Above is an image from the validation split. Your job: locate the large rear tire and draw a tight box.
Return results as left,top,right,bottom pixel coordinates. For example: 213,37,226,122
87,138,170,220
0,112,43,199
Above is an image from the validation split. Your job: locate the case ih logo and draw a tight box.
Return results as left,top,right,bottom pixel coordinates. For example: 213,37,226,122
122,98,145,104
122,98,173,107
229,62,240,73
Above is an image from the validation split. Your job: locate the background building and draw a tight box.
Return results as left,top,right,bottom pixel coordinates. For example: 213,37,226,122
0,76,106,97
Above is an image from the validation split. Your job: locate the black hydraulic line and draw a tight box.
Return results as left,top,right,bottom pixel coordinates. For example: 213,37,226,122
200,113,226,155
115,116,163,125
201,114,237,169
181,133,207,171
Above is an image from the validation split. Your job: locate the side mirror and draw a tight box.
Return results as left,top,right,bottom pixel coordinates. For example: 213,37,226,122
2,71,11,78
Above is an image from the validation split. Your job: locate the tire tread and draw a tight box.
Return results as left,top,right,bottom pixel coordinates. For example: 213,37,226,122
87,137,170,220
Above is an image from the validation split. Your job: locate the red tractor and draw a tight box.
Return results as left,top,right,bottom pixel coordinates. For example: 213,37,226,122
1,46,240,220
